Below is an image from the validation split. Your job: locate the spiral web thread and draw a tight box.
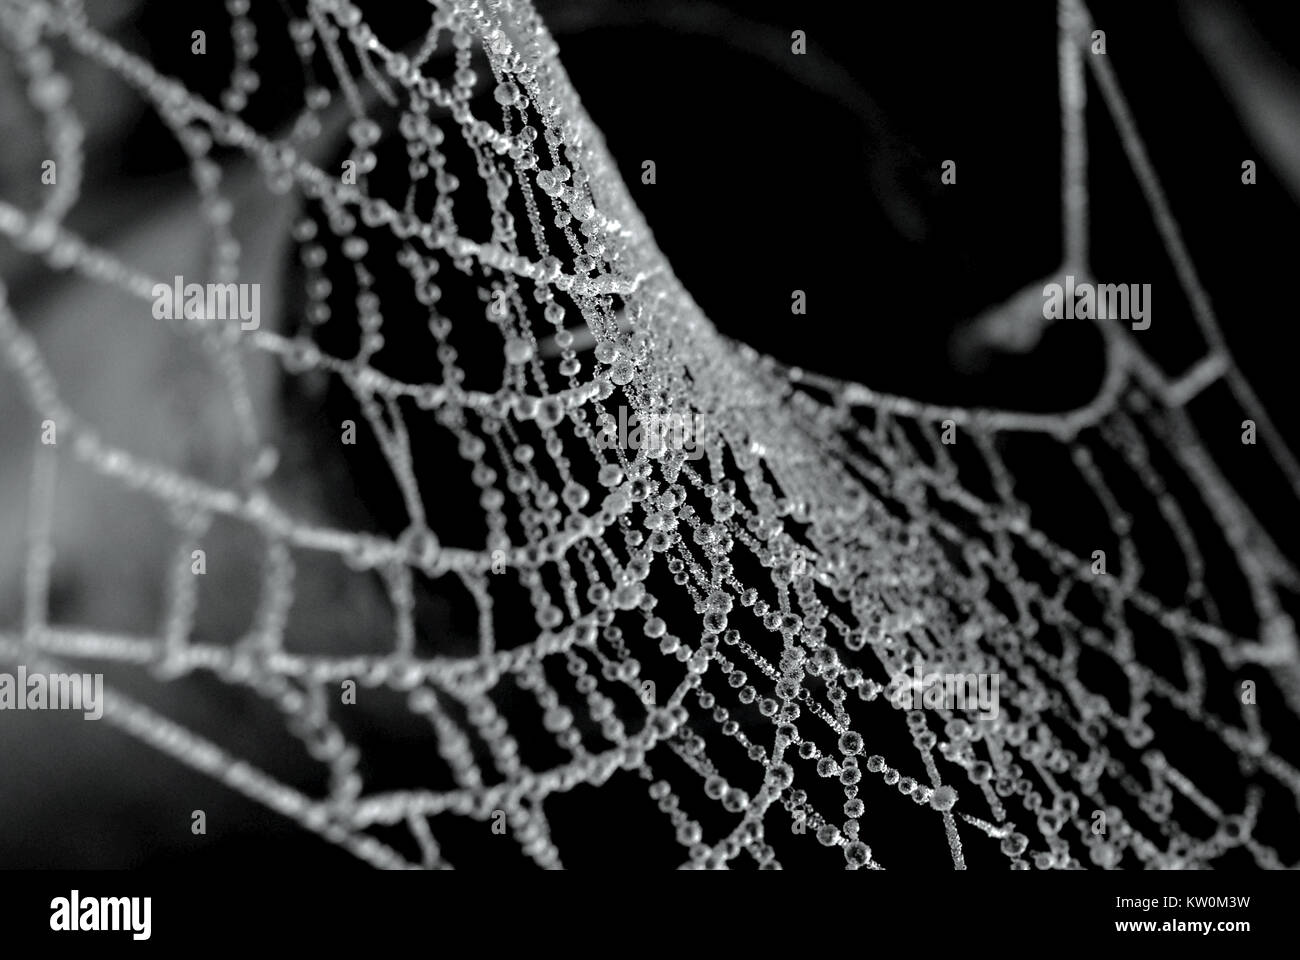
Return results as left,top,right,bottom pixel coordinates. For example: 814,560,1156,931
2,0,1299,870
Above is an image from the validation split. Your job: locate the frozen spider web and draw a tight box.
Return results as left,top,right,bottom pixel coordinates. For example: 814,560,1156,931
2,0,1300,869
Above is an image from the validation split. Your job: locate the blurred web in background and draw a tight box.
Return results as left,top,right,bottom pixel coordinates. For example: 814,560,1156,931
1,0,1299,869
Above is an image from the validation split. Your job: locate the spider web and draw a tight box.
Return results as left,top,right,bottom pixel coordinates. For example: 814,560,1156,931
2,0,1299,869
